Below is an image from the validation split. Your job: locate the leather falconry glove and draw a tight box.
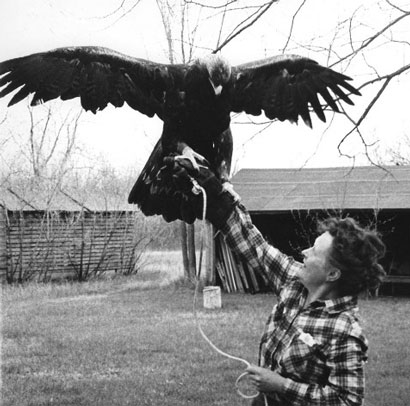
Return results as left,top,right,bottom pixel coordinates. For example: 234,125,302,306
163,155,237,229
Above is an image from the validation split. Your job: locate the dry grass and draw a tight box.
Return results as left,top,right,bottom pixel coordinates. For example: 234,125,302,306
1,253,410,406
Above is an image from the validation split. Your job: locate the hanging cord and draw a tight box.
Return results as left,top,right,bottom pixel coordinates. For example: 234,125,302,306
190,179,267,404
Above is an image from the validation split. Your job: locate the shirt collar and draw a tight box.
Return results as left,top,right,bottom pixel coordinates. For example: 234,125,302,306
310,295,358,314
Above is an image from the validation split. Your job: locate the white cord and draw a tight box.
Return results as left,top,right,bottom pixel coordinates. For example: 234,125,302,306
192,185,261,401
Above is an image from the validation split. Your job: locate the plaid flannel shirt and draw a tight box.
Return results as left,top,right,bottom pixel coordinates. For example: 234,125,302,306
221,204,368,406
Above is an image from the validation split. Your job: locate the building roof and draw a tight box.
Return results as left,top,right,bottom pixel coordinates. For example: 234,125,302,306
232,165,410,213
0,184,135,212
3,165,409,213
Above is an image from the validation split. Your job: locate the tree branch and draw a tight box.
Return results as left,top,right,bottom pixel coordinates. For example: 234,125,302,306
338,77,392,153
183,0,238,9
330,9,410,68
385,0,410,14
98,0,143,30
213,1,277,53
357,63,410,91
281,0,309,53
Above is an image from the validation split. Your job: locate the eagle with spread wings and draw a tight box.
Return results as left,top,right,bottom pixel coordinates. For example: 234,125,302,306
0,46,360,222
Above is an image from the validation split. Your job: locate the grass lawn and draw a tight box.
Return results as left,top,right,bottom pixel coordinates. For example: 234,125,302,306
1,258,410,406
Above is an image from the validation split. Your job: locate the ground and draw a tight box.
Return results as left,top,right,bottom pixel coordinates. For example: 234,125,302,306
1,252,410,406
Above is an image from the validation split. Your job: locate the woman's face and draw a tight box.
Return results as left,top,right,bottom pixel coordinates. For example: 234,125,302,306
298,232,335,290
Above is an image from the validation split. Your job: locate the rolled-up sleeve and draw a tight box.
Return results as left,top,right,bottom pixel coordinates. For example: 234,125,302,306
220,204,303,294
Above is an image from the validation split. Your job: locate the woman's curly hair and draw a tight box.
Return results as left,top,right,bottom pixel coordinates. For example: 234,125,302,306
318,217,386,296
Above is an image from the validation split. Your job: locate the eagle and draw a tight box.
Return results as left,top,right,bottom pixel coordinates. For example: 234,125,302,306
0,46,360,223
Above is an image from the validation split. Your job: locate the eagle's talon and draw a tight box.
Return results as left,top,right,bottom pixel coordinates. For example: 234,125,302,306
179,146,207,171
222,181,240,203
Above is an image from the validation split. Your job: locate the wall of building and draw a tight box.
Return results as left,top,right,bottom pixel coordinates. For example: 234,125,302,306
0,207,7,280
3,210,147,283
250,209,410,276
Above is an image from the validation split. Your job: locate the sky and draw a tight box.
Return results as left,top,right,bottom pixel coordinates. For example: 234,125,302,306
0,0,409,176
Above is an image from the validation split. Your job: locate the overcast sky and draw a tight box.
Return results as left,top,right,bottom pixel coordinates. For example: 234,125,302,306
1,0,409,174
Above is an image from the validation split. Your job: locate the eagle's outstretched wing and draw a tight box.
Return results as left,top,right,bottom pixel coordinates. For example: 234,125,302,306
228,55,360,128
0,46,185,119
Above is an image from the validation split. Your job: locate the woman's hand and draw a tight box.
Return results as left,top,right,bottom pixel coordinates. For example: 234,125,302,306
245,365,288,394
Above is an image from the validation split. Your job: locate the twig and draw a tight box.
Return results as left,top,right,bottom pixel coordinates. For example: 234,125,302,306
338,77,392,155
330,10,410,68
213,1,277,53
6,187,38,210
59,188,92,212
216,2,228,49
385,0,410,14
357,63,410,91
281,0,309,53
98,0,143,30
183,0,238,9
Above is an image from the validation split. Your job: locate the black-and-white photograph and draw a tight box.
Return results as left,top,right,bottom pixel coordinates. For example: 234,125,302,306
1,1,409,405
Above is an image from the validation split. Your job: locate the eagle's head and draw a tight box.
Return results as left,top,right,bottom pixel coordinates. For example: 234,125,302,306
201,54,231,96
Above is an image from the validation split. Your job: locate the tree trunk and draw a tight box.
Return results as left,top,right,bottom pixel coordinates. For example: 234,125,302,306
204,222,216,285
180,221,190,279
187,223,197,281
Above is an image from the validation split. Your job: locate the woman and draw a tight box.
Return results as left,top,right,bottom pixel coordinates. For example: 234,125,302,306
223,209,385,406
165,156,386,406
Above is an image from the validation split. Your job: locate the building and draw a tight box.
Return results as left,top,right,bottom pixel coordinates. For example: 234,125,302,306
222,165,410,294
0,184,145,283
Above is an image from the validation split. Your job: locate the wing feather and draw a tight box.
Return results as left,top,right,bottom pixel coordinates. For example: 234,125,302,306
0,78,24,99
304,82,326,122
312,75,340,112
294,81,312,128
9,85,32,106
0,46,181,118
229,55,360,126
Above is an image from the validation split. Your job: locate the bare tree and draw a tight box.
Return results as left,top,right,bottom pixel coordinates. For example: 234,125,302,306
377,133,410,165
102,0,410,166
1,102,83,198
26,105,81,179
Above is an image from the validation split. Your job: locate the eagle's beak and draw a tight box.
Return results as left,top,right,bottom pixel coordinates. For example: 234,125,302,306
209,78,223,96
214,84,223,96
